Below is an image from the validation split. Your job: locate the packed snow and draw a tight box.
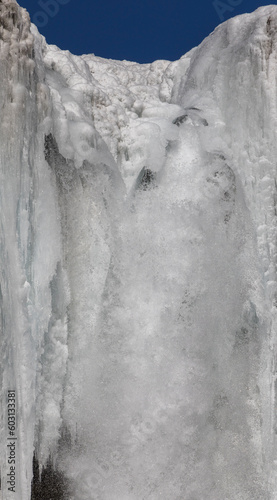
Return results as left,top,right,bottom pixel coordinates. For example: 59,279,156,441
1,1,277,499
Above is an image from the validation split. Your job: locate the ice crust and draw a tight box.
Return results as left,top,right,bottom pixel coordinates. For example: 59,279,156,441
1,2,277,499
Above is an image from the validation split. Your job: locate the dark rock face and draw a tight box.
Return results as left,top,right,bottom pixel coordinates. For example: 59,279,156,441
31,455,69,500
44,133,77,191
136,167,157,191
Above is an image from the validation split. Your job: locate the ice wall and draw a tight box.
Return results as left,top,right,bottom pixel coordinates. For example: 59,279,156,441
1,2,277,499
0,2,58,498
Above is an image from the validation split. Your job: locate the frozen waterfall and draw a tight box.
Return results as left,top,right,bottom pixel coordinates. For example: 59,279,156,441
1,1,277,499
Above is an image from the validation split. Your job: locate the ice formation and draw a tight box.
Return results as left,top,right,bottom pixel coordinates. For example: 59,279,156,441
1,1,277,498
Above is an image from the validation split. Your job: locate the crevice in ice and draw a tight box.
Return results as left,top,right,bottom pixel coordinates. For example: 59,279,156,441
173,108,209,127
172,114,188,126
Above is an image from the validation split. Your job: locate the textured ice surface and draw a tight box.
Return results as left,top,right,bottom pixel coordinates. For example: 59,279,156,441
1,2,277,499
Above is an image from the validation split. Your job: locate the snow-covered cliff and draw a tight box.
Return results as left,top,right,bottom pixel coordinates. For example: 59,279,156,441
1,1,277,498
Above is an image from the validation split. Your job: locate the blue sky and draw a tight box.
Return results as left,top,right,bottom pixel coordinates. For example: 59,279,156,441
19,0,274,63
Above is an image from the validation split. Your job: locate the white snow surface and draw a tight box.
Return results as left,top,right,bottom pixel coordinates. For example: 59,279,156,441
1,2,277,499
